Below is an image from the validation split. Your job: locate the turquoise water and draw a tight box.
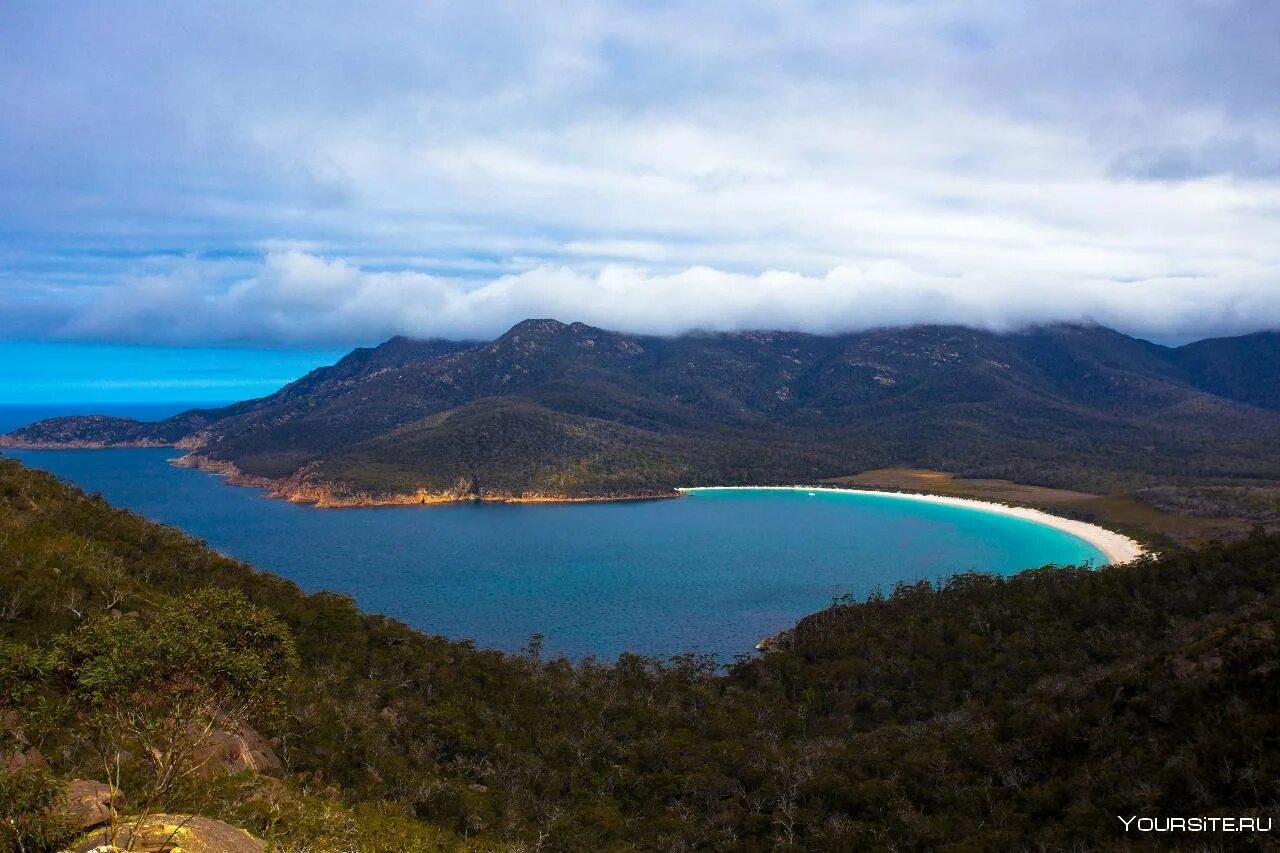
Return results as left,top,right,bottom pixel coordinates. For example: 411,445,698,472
7,446,1105,661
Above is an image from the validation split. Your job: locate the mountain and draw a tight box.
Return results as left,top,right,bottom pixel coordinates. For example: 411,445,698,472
1174,330,1280,410
6,321,1280,503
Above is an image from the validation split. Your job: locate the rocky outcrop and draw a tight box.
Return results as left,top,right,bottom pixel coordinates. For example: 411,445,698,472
755,628,794,652
64,779,124,832
60,777,265,852
193,725,282,776
71,814,265,853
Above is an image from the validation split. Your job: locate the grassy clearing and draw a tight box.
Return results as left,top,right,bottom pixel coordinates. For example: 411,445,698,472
828,467,1251,548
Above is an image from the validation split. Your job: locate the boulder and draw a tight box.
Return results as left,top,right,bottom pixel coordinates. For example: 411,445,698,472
0,740,45,771
192,725,282,775
71,814,265,853
64,779,124,831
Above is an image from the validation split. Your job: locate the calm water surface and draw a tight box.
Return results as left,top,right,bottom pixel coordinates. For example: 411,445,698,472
8,439,1105,661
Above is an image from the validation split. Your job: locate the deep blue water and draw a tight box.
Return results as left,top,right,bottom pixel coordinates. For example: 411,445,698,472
7,438,1105,662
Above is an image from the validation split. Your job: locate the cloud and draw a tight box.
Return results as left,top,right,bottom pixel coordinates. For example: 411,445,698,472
1112,135,1280,181
1,1,1279,346
28,249,1278,346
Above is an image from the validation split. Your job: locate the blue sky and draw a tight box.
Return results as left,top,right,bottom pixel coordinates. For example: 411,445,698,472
1,1,1278,401
0,342,343,405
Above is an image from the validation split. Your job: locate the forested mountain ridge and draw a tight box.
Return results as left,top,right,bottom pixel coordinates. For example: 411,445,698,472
1,456,1276,849
1176,330,1280,410
6,322,1280,503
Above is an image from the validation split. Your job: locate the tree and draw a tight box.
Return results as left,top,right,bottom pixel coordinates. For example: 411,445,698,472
51,588,299,814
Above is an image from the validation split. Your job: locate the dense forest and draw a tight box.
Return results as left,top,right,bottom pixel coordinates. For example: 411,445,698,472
2,456,1277,850
7,322,1280,503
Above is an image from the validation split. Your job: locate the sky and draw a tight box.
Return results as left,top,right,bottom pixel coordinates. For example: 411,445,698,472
2,0,1279,388
0,342,344,406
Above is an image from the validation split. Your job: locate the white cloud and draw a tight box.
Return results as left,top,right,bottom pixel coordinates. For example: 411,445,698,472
47,249,1280,346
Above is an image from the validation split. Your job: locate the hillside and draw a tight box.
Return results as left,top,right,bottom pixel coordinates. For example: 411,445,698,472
6,322,1280,503
1,456,1277,849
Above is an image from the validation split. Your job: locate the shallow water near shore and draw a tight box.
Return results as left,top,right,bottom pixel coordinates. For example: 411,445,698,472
9,447,1105,661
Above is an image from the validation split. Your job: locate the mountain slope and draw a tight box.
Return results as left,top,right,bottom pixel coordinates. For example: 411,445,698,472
7,321,1280,501
1176,330,1280,410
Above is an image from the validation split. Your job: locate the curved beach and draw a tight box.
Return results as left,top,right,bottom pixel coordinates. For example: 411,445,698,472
678,486,1147,566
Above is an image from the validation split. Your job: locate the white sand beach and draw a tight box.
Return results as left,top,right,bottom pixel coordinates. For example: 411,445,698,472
678,486,1148,566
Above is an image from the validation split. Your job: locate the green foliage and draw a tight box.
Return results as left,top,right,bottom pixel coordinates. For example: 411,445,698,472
0,767,70,853
1140,483,1280,527
0,456,1277,849
0,642,47,712
232,786,483,852
43,589,298,814
53,588,297,720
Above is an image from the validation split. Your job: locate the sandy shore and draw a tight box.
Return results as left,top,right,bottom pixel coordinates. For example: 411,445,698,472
678,485,1148,566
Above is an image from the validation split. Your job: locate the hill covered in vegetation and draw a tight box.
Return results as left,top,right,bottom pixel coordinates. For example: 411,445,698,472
6,322,1280,504
1,456,1276,849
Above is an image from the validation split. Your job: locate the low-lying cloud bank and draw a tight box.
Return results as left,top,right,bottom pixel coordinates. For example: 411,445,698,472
25,250,1278,346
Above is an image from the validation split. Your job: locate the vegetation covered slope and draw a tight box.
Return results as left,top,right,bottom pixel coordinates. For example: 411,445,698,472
6,323,1280,501
2,456,1277,849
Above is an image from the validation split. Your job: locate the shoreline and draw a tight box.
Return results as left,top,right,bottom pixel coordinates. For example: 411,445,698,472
170,452,679,508
0,444,679,506
1,445,1147,562
679,485,1148,565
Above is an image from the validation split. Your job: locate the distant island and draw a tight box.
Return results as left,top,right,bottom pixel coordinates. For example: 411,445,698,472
6,320,1280,515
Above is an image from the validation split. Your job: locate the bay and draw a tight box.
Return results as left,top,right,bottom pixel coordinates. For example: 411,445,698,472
8,442,1104,662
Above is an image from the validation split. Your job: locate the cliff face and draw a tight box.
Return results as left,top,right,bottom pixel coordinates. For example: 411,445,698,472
8,321,1280,502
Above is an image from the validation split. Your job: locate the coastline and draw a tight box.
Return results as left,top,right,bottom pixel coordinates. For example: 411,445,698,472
0,437,171,450
171,452,679,507
0,444,1148,561
678,485,1148,566
0,443,679,506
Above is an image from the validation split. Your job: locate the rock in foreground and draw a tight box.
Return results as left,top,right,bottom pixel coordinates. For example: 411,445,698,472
64,779,123,832
72,814,265,853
